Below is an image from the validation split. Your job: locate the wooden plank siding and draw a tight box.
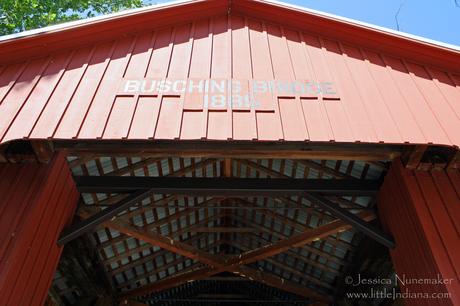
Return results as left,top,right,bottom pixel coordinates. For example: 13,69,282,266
0,0,459,148
0,153,79,306
378,159,460,305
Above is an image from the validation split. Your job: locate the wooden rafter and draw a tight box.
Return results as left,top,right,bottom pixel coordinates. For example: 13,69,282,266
61,152,391,305
244,232,340,274
233,198,354,251
120,263,330,304
79,208,223,267
304,193,394,248
104,157,163,176
101,197,349,272
220,211,375,268
187,227,263,233
93,197,225,248
297,160,355,179
172,212,226,237
86,208,374,302
165,158,217,177
233,215,348,266
109,233,210,275
117,239,224,289
231,238,333,290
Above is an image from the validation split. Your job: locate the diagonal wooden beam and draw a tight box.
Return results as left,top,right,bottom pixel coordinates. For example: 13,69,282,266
119,263,329,304
304,193,395,248
80,207,340,301
121,194,177,219
119,265,215,298
109,211,374,301
68,154,96,168
58,189,154,245
168,211,227,238
93,197,226,248
108,210,374,276
240,232,341,275
166,158,217,177
237,159,288,178
233,198,353,251
117,239,224,289
225,238,333,290
234,266,329,305
78,158,218,208
79,207,223,268
220,211,375,269
145,198,225,232
233,214,347,266
104,157,163,176
109,233,211,275
296,160,354,179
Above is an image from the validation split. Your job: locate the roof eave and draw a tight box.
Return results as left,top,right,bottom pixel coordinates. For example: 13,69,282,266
0,0,459,72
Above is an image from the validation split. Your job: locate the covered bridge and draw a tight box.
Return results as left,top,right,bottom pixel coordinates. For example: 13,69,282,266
0,0,459,305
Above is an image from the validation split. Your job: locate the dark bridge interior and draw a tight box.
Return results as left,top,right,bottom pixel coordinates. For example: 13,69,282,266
45,147,401,306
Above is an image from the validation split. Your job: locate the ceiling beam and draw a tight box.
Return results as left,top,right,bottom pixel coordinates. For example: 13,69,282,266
55,140,402,161
82,209,340,301
187,227,263,233
74,176,381,196
100,211,375,302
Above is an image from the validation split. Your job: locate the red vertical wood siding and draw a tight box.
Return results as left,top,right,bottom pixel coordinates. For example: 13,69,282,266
0,8,459,147
0,153,78,306
378,160,460,306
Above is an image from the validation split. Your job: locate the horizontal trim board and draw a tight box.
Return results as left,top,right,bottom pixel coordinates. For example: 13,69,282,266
53,140,403,161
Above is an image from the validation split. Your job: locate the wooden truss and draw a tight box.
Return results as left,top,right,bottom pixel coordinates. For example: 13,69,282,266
55,155,392,304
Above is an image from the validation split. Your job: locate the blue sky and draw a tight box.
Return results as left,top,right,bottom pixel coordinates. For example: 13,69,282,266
281,0,460,46
143,0,460,47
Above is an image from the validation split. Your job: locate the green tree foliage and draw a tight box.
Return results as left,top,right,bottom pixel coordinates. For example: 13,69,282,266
0,0,143,35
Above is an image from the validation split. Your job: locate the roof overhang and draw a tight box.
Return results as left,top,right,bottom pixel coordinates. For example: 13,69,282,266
1,0,459,72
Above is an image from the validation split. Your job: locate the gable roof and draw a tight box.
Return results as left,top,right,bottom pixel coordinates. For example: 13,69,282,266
1,0,459,71
0,0,459,150
1,0,458,52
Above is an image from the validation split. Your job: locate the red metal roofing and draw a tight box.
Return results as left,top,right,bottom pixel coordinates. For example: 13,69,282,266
0,0,459,147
